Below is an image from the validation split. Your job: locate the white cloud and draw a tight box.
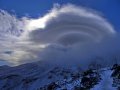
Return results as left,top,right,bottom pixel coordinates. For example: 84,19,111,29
0,4,119,68
26,4,115,46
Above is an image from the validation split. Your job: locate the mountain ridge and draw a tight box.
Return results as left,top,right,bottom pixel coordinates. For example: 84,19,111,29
0,62,120,90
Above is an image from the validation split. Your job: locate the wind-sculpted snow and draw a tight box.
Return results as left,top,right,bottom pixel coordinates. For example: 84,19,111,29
0,4,120,67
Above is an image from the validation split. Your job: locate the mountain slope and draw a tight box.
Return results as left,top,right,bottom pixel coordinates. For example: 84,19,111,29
0,63,120,90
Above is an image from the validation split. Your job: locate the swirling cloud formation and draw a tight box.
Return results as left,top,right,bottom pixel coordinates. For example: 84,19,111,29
27,4,115,46
0,4,118,67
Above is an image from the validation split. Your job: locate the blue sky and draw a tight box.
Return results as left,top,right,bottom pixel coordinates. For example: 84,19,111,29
0,0,120,31
0,0,120,30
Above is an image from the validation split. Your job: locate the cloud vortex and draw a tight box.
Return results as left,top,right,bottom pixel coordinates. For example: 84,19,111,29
0,4,118,67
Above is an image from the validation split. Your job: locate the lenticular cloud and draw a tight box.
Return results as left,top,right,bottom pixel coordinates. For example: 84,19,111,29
27,4,115,46
0,4,118,66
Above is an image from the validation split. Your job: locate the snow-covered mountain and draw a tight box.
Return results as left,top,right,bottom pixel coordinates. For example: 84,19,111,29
0,62,120,90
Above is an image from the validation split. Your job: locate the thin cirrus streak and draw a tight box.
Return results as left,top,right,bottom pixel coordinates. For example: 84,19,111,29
0,4,118,66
